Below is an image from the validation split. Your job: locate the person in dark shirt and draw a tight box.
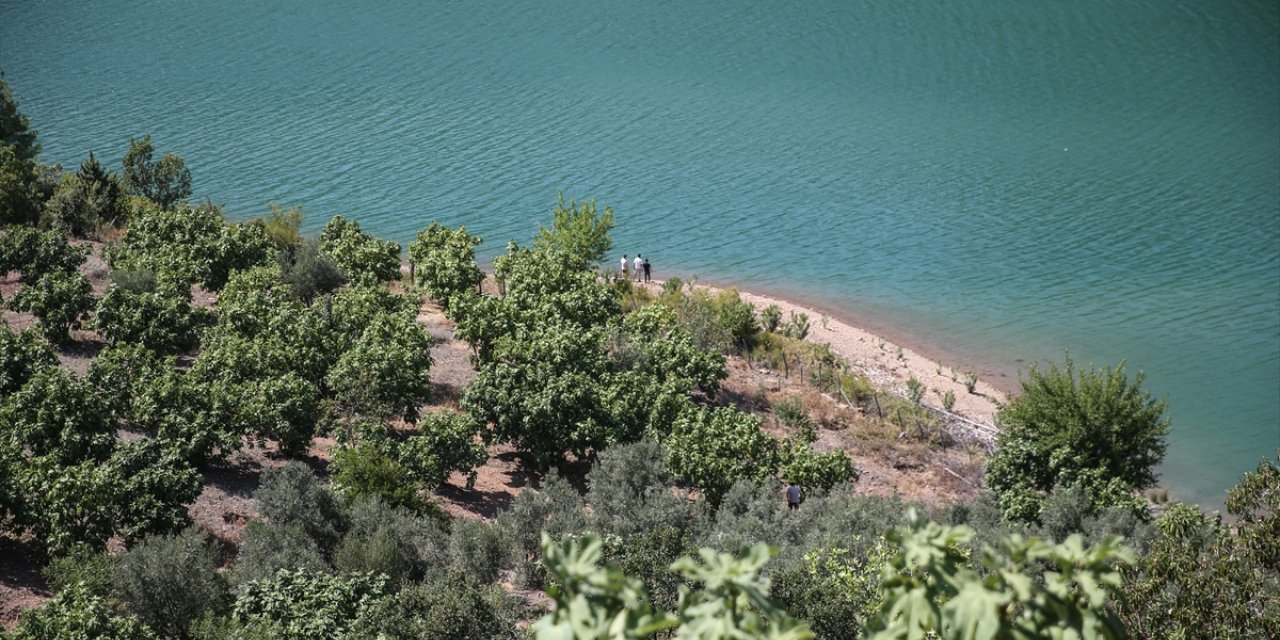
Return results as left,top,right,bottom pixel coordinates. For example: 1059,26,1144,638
786,482,803,510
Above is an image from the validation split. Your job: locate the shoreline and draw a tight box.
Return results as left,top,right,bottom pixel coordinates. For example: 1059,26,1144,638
633,276,1009,426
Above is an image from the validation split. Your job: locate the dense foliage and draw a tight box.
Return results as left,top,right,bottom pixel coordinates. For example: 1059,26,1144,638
985,356,1168,522
319,215,401,283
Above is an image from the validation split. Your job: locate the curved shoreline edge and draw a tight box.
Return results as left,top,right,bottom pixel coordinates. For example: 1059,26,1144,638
638,278,1009,427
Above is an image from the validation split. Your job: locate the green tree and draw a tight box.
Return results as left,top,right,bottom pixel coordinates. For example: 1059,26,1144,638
0,78,39,163
409,221,484,309
985,356,1168,522
0,226,87,285
867,509,1132,640
397,410,487,489
231,569,388,640
0,326,57,395
114,526,228,638
41,152,124,234
94,284,204,353
327,314,433,424
121,134,192,209
1114,454,1280,638
9,270,93,344
665,406,780,506
535,192,616,267
105,201,273,290
5,584,156,640
319,215,401,283
0,144,43,225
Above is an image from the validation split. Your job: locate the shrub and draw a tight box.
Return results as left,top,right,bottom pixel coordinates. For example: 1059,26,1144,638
772,545,891,640
964,371,978,394
85,343,171,423
40,153,124,235
327,314,432,423
779,442,857,495
586,439,698,539
110,267,158,293
760,304,782,333
495,470,586,588
905,377,925,405
94,284,203,353
985,356,1169,522
114,527,228,638
232,520,328,586
0,326,57,395
253,462,348,555
231,569,388,640
346,574,522,640
279,237,345,304
447,519,506,585
319,215,401,284
8,270,93,344
334,497,449,586
1,366,115,465
121,134,192,210
6,584,156,640
331,442,422,512
108,439,203,544
782,310,810,340
409,221,484,308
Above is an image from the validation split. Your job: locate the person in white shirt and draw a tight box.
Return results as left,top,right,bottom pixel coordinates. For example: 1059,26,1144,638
633,254,644,281
620,254,629,281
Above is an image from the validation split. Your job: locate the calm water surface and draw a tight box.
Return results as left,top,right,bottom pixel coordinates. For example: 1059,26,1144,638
3,0,1277,507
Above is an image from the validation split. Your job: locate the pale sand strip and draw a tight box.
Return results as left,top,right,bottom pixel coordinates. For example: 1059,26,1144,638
641,280,1008,427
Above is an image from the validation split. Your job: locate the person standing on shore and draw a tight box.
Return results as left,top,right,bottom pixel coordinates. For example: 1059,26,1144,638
642,255,651,282
634,254,644,282
620,254,629,282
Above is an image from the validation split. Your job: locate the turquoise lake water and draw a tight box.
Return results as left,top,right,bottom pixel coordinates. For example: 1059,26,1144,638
3,0,1277,507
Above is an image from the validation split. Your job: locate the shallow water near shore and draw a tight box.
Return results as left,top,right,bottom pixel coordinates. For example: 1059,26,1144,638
3,0,1277,507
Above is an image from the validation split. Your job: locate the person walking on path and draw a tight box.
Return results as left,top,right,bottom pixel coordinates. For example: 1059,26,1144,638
633,254,644,282
642,256,651,282
620,254,629,282
785,482,804,511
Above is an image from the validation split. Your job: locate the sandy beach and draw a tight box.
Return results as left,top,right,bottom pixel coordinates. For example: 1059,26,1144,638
642,279,1009,427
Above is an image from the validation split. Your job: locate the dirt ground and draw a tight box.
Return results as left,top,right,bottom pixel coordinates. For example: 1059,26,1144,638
0,264,993,627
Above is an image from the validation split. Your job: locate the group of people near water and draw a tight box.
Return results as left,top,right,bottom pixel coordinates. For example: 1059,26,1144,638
620,253,652,282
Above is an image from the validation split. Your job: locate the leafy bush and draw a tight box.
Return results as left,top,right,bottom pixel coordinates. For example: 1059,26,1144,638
398,410,487,489
447,519,506,584
6,584,156,640
409,221,484,308
533,192,615,266
41,546,117,598
231,569,388,640
665,405,779,506
346,574,522,640
86,343,171,423
779,441,857,496
1,366,115,465
121,134,192,209
114,527,228,638
108,439,203,544
105,201,273,290
8,270,93,344
985,356,1169,522
232,520,328,586
0,225,87,285
253,462,348,556
866,509,1133,640
905,377,925,405
0,326,57,395
279,237,345,304
94,284,204,353
327,314,432,423
110,267,159,293
782,310,811,340
334,497,449,586
773,545,891,640
331,442,422,512
319,215,401,283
